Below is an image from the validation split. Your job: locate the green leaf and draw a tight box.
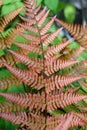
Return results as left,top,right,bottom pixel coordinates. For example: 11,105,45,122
2,0,21,5
64,4,76,23
57,2,66,12
1,2,23,16
37,0,43,6
44,0,59,13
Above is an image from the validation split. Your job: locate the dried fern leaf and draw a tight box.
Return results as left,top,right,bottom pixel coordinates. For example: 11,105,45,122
0,7,23,33
0,112,28,125
44,39,72,59
1,62,44,89
4,25,24,48
0,92,45,111
54,114,73,130
45,59,78,76
68,60,87,76
55,18,87,47
46,112,87,130
0,38,6,49
47,92,87,112
43,28,63,46
14,42,42,54
0,102,24,113
9,50,43,73
0,76,21,90
45,75,81,93
40,16,56,35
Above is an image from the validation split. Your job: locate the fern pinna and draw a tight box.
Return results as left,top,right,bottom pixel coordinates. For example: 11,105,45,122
0,0,87,130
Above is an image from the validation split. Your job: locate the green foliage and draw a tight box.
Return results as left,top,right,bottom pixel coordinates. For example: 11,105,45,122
44,0,59,13
64,4,76,23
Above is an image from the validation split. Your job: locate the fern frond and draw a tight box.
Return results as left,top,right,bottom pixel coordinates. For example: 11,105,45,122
55,18,87,47
4,25,24,48
54,114,73,130
45,75,81,93
8,50,43,73
47,92,87,112
0,7,23,33
45,59,78,76
0,38,6,49
43,28,63,46
1,62,43,89
44,39,72,59
78,106,87,112
14,42,42,54
0,93,45,111
0,112,28,125
0,76,21,90
47,112,87,130
0,102,24,113
40,16,56,35
68,60,87,76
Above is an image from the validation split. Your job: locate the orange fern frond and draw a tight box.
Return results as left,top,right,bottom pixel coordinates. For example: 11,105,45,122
55,18,87,47
0,76,21,90
44,39,72,59
0,92,45,111
13,42,42,54
45,75,81,93
0,112,28,125
45,59,78,76
1,62,43,89
8,50,43,73
47,92,87,112
0,102,24,113
78,106,87,112
46,112,87,130
43,28,63,46
54,114,73,130
0,7,23,33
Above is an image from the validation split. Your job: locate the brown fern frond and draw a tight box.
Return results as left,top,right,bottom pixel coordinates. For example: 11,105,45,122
0,38,6,49
78,106,87,112
0,7,23,33
66,86,79,93
46,112,87,130
18,23,38,33
0,102,24,113
62,46,85,61
55,18,87,47
68,60,87,76
14,42,42,54
43,28,63,46
4,25,24,48
40,16,56,35
38,10,50,27
1,62,44,89
54,114,73,130
8,50,43,73
3,53,18,66
0,93,45,111
0,76,21,90
45,75,81,93
45,59,78,76
0,112,28,125
74,112,87,124
47,92,87,112
44,39,72,59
